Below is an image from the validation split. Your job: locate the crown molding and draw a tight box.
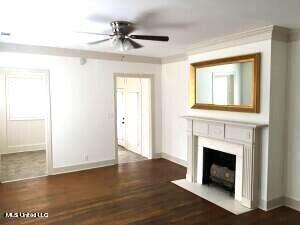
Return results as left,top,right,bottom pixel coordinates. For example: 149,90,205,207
1,25,296,66
0,42,161,64
187,25,275,55
161,25,292,63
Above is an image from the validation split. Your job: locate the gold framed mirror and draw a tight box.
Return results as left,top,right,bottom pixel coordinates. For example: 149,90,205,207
189,53,261,113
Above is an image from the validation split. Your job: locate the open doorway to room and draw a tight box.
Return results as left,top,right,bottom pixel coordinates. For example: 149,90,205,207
114,74,153,164
0,69,52,182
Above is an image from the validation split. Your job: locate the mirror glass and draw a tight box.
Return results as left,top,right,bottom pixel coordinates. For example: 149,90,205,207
196,61,253,106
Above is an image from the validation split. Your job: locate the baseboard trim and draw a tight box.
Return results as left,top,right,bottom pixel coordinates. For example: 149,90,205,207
258,196,300,212
285,197,300,212
267,197,285,210
161,153,187,167
153,153,162,159
52,160,116,175
4,143,46,154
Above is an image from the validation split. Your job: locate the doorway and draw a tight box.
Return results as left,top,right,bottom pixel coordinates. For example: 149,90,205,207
0,69,52,182
114,74,153,164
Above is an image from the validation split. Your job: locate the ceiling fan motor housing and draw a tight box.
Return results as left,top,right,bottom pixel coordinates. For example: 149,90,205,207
111,21,133,35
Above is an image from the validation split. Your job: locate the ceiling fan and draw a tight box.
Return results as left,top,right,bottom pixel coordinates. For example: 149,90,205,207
78,21,169,51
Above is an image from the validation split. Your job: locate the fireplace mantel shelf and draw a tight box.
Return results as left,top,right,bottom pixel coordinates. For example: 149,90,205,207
182,116,268,128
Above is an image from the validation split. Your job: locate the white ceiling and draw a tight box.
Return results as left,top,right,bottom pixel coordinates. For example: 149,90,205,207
1,0,300,58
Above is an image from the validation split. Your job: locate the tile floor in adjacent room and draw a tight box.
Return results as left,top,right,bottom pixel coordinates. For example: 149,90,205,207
118,145,147,164
1,150,46,182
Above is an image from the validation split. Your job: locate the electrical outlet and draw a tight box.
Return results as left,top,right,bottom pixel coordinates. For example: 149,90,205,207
83,153,89,161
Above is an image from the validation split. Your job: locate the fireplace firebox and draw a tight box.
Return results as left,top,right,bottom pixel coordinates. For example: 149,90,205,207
202,147,236,192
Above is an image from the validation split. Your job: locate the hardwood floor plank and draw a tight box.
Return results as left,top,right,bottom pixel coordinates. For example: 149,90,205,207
0,159,299,225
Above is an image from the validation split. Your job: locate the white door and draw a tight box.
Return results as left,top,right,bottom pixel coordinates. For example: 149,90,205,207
117,89,125,146
116,77,142,154
125,91,141,153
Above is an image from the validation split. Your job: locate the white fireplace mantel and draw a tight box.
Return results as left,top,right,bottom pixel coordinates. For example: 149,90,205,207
183,116,268,209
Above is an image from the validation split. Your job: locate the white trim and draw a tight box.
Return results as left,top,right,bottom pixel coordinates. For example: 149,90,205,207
0,26,294,65
161,153,187,167
1,175,47,183
152,152,187,167
196,137,244,204
0,42,161,64
153,152,187,167
258,197,298,212
285,197,300,212
187,26,273,55
267,197,285,210
161,25,292,63
3,143,46,154
153,153,162,158
51,160,116,175
44,71,53,175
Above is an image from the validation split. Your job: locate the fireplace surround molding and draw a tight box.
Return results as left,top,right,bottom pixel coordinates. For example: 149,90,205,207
183,116,268,209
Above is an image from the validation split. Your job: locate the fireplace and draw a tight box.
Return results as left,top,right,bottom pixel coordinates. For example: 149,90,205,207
183,116,264,209
202,148,236,193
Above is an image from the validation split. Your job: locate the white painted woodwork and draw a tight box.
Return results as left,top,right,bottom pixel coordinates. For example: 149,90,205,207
225,125,253,143
184,116,267,209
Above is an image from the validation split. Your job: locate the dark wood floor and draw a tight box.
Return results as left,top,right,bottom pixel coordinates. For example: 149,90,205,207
0,159,299,225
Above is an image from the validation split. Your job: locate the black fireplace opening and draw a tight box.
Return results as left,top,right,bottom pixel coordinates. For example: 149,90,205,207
202,147,236,193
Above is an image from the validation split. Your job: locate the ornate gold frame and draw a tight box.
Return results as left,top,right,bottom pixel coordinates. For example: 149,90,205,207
189,53,261,113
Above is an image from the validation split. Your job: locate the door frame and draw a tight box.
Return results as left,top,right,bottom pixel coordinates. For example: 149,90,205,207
0,68,53,182
113,73,154,163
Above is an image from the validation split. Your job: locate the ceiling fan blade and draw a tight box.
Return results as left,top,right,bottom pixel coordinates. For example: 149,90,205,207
129,35,169,41
88,38,111,45
76,31,111,36
127,38,143,49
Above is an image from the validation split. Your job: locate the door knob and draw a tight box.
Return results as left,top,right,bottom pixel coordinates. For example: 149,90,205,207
122,121,125,124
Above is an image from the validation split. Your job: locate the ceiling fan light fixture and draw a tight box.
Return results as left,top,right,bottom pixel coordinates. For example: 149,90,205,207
123,38,134,51
111,37,134,52
111,37,124,51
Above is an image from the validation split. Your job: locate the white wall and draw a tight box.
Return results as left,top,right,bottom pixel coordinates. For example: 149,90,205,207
0,52,161,168
5,120,45,153
161,40,271,204
141,78,151,158
162,60,189,161
285,39,300,201
267,40,288,201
